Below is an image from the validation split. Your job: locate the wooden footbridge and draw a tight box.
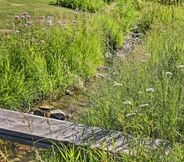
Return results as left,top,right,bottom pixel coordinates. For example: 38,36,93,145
0,108,169,154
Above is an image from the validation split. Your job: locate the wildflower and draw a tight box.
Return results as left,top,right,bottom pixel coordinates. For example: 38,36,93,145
126,113,136,117
27,15,31,19
146,88,154,93
40,40,45,44
113,81,123,87
47,16,53,19
21,15,25,19
75,8,79,11
14,30,20,33
27,21,31,25
40,16,45,19
141,60,146,63
14,15,19,19
80,10,83,12
22,12,28,15
63,20,67,24
5,31,8,35
124,101,132,105
139,104,149,107
178,65,184,68
138,91,143,94
73,20,78,23
145,53,151,57
74,12,78,15
165,72,173,76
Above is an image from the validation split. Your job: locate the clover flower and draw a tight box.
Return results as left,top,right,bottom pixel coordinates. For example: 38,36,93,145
146,88,154,93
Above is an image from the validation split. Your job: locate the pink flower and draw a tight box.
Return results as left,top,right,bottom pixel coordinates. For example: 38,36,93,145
23,12,28,15
27,15,31,19
27,21,31,25
73,20,78,23
21,15,25,19
5,31,8,35
40,16,45,19
14,15,19,19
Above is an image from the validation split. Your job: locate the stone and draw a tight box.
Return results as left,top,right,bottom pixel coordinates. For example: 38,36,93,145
50,109,66,120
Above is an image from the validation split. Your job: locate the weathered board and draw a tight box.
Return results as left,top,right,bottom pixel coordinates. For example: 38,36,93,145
0,108,169,154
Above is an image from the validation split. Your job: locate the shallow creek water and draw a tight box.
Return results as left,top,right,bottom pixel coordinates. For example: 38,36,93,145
0,31,142,162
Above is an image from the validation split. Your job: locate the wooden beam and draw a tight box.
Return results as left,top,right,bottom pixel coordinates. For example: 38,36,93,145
0,108,168,154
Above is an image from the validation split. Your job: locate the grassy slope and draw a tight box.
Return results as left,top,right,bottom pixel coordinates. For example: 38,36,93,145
0,0,73,29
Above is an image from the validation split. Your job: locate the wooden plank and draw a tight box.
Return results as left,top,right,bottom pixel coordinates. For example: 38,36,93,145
0,108,168,154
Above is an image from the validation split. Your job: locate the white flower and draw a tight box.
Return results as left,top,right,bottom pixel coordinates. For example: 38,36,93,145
146,88,154,93
139,104,149,107
138,91,143,94
165,72,173,75
141,60,146,63
145,53,151,57
178,65,184,68
113,81,123,86
126,113,136,117
124,101,132,105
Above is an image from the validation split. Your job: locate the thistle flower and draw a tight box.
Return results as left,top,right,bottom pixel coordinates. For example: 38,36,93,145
22,12,28,15
27,21,31,25
27,15,31,19
21,15,25,19
146,88,154,93
73,20,78,23
5,31,8,35
14,15,19,19
74,12,78,15
40,16,45,19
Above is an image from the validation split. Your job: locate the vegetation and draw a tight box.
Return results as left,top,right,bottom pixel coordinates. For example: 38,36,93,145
0,0,184,161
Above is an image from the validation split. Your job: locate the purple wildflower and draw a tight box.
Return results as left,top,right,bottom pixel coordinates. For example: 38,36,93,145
14,15,19,19
73,20,78,23
75,8,79,11
5,31,8,35
27,21,31,25
21,15,25,19
22,12,28,15
74,12,78,15
40,16,45,19
27,15,31,19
